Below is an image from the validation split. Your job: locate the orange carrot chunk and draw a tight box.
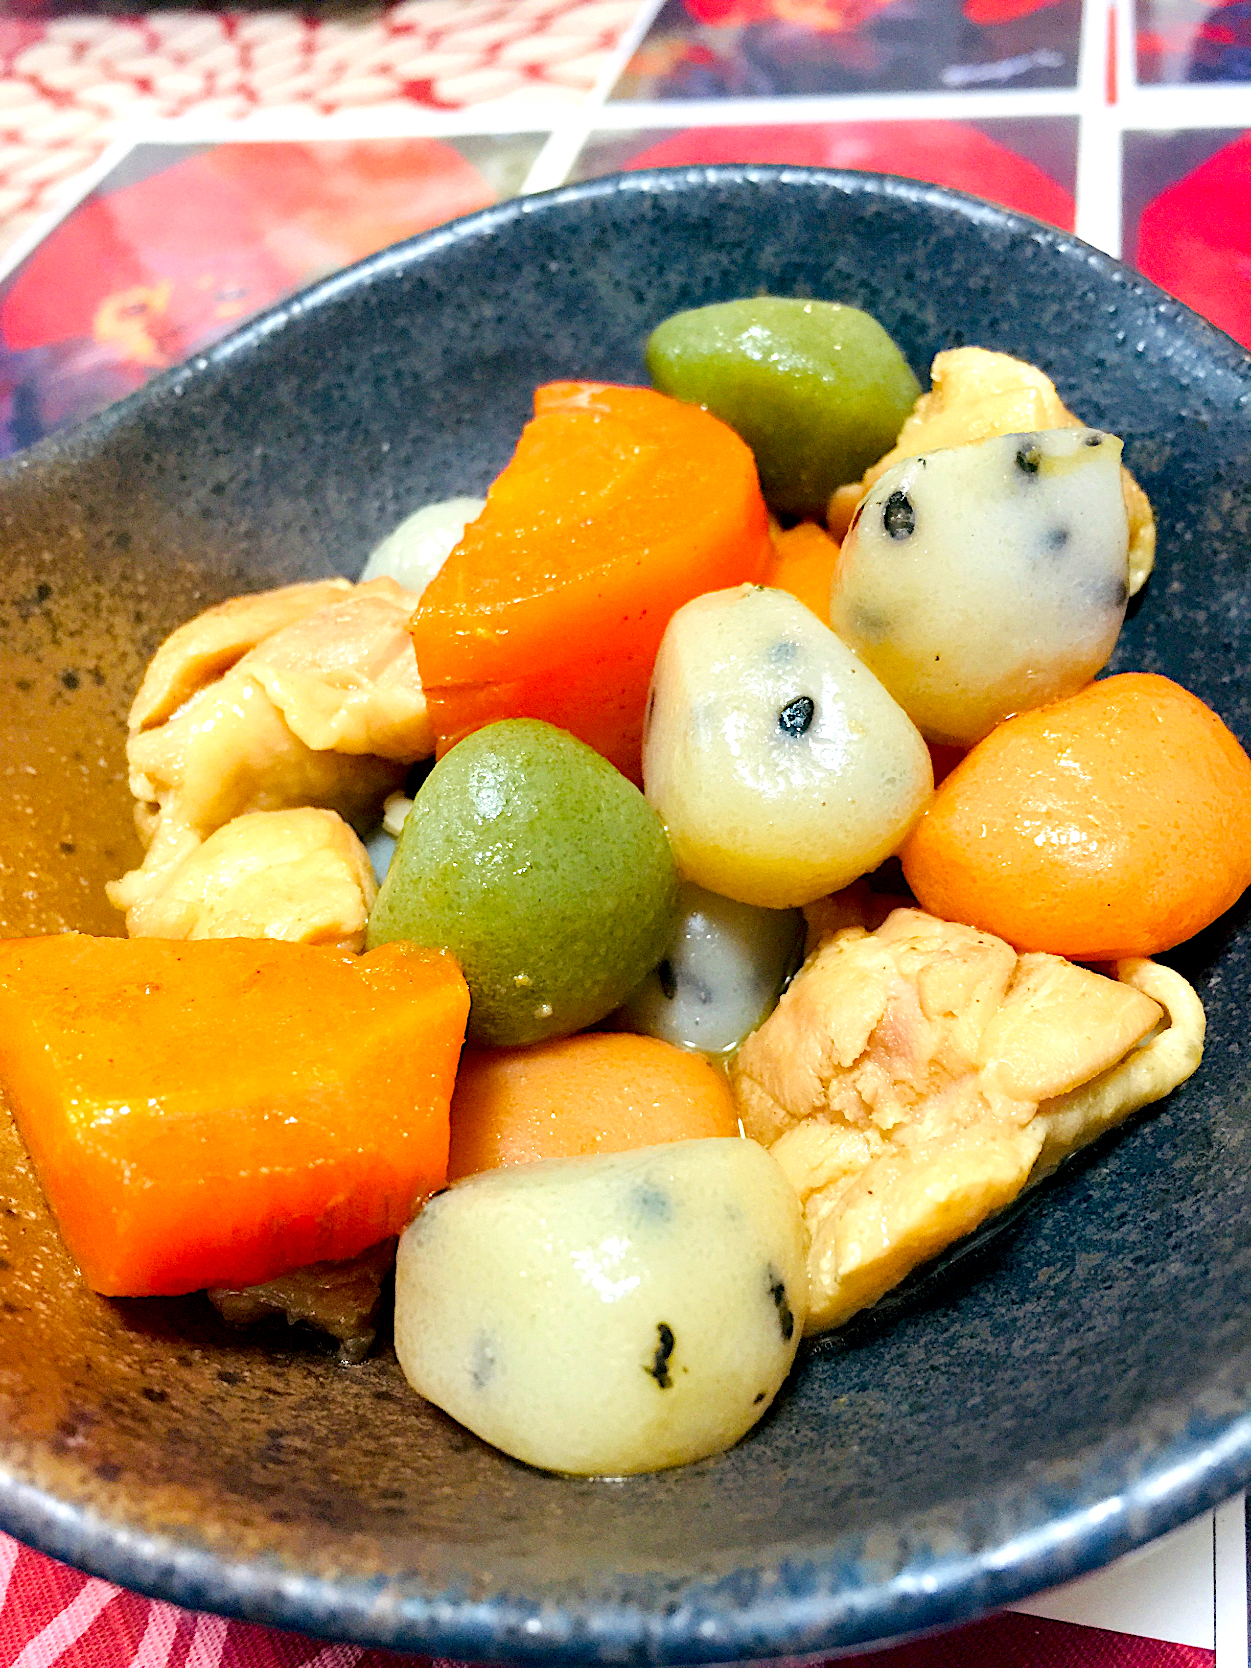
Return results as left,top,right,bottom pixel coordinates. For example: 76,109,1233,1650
0,935,468,1296
762,520,841,624
410,381,771,783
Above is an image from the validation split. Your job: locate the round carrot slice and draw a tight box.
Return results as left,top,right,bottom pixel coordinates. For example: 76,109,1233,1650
447,1031,740,1182
901,672,1251,959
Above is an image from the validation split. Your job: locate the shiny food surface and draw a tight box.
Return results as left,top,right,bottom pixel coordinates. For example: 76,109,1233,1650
0,937,466,1294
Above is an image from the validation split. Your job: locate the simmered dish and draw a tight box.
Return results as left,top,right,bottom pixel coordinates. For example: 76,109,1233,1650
0,299,1245,1477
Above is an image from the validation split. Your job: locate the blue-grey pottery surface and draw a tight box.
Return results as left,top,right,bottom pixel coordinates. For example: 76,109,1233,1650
0,168,1249,1661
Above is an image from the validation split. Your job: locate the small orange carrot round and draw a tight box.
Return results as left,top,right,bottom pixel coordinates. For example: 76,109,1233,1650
447,1031,740,1182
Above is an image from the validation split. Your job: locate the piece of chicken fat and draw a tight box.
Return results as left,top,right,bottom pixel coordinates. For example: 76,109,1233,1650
731,907,1204,1332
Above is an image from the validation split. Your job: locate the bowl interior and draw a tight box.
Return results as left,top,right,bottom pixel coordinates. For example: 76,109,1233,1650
1,168,1250,1661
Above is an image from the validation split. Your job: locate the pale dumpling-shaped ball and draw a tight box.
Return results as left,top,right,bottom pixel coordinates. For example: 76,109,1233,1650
829,428,1129,747
359,496,485,596
643,586,932,909
394,1138,808,1475
617,880,803,1055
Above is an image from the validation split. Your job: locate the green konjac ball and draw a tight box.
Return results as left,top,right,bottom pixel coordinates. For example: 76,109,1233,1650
366,719,678,1046
646,297,921,520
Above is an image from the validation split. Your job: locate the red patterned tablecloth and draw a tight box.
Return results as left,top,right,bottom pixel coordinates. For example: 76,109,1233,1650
0,0,636,257
0,1531,1219,1668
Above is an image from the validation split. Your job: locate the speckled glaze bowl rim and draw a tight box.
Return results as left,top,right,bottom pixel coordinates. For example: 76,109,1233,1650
2,166,1250,1662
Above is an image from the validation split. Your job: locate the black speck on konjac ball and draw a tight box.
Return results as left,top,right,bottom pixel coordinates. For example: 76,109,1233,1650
778,695,815,738
645,1322,676,1389
768,1268,795,1342
1015,439,1043,476
883,490,915,540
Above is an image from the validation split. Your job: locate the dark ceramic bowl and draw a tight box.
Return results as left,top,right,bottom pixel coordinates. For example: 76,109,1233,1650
1,167,1250,1661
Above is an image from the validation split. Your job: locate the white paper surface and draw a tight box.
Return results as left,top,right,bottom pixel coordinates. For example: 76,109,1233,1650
1009,1494,1248,1657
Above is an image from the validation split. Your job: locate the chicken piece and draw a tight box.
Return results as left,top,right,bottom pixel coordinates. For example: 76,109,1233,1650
802,876,933,956
238,577,433,760
733,908,1201,1332
110,577,429,928
129,579,354,735
736,910,1021,1146
974,950,1163,1102
773,1113,1044,1335
107,671,403,920
1031,958,1205,1180
208,1239,397,1365
127,671,402,848
118,808,377,949
827,347,1155,596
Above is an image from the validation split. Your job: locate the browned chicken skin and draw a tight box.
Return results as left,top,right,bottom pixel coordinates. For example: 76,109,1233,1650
209,1239,398,1365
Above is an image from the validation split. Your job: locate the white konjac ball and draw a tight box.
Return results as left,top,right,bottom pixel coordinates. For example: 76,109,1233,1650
642,586,932,909
828,428,1130,747
363,826,396,887
394,1138,808,1475
617,880,803,1055
359,496,485,596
